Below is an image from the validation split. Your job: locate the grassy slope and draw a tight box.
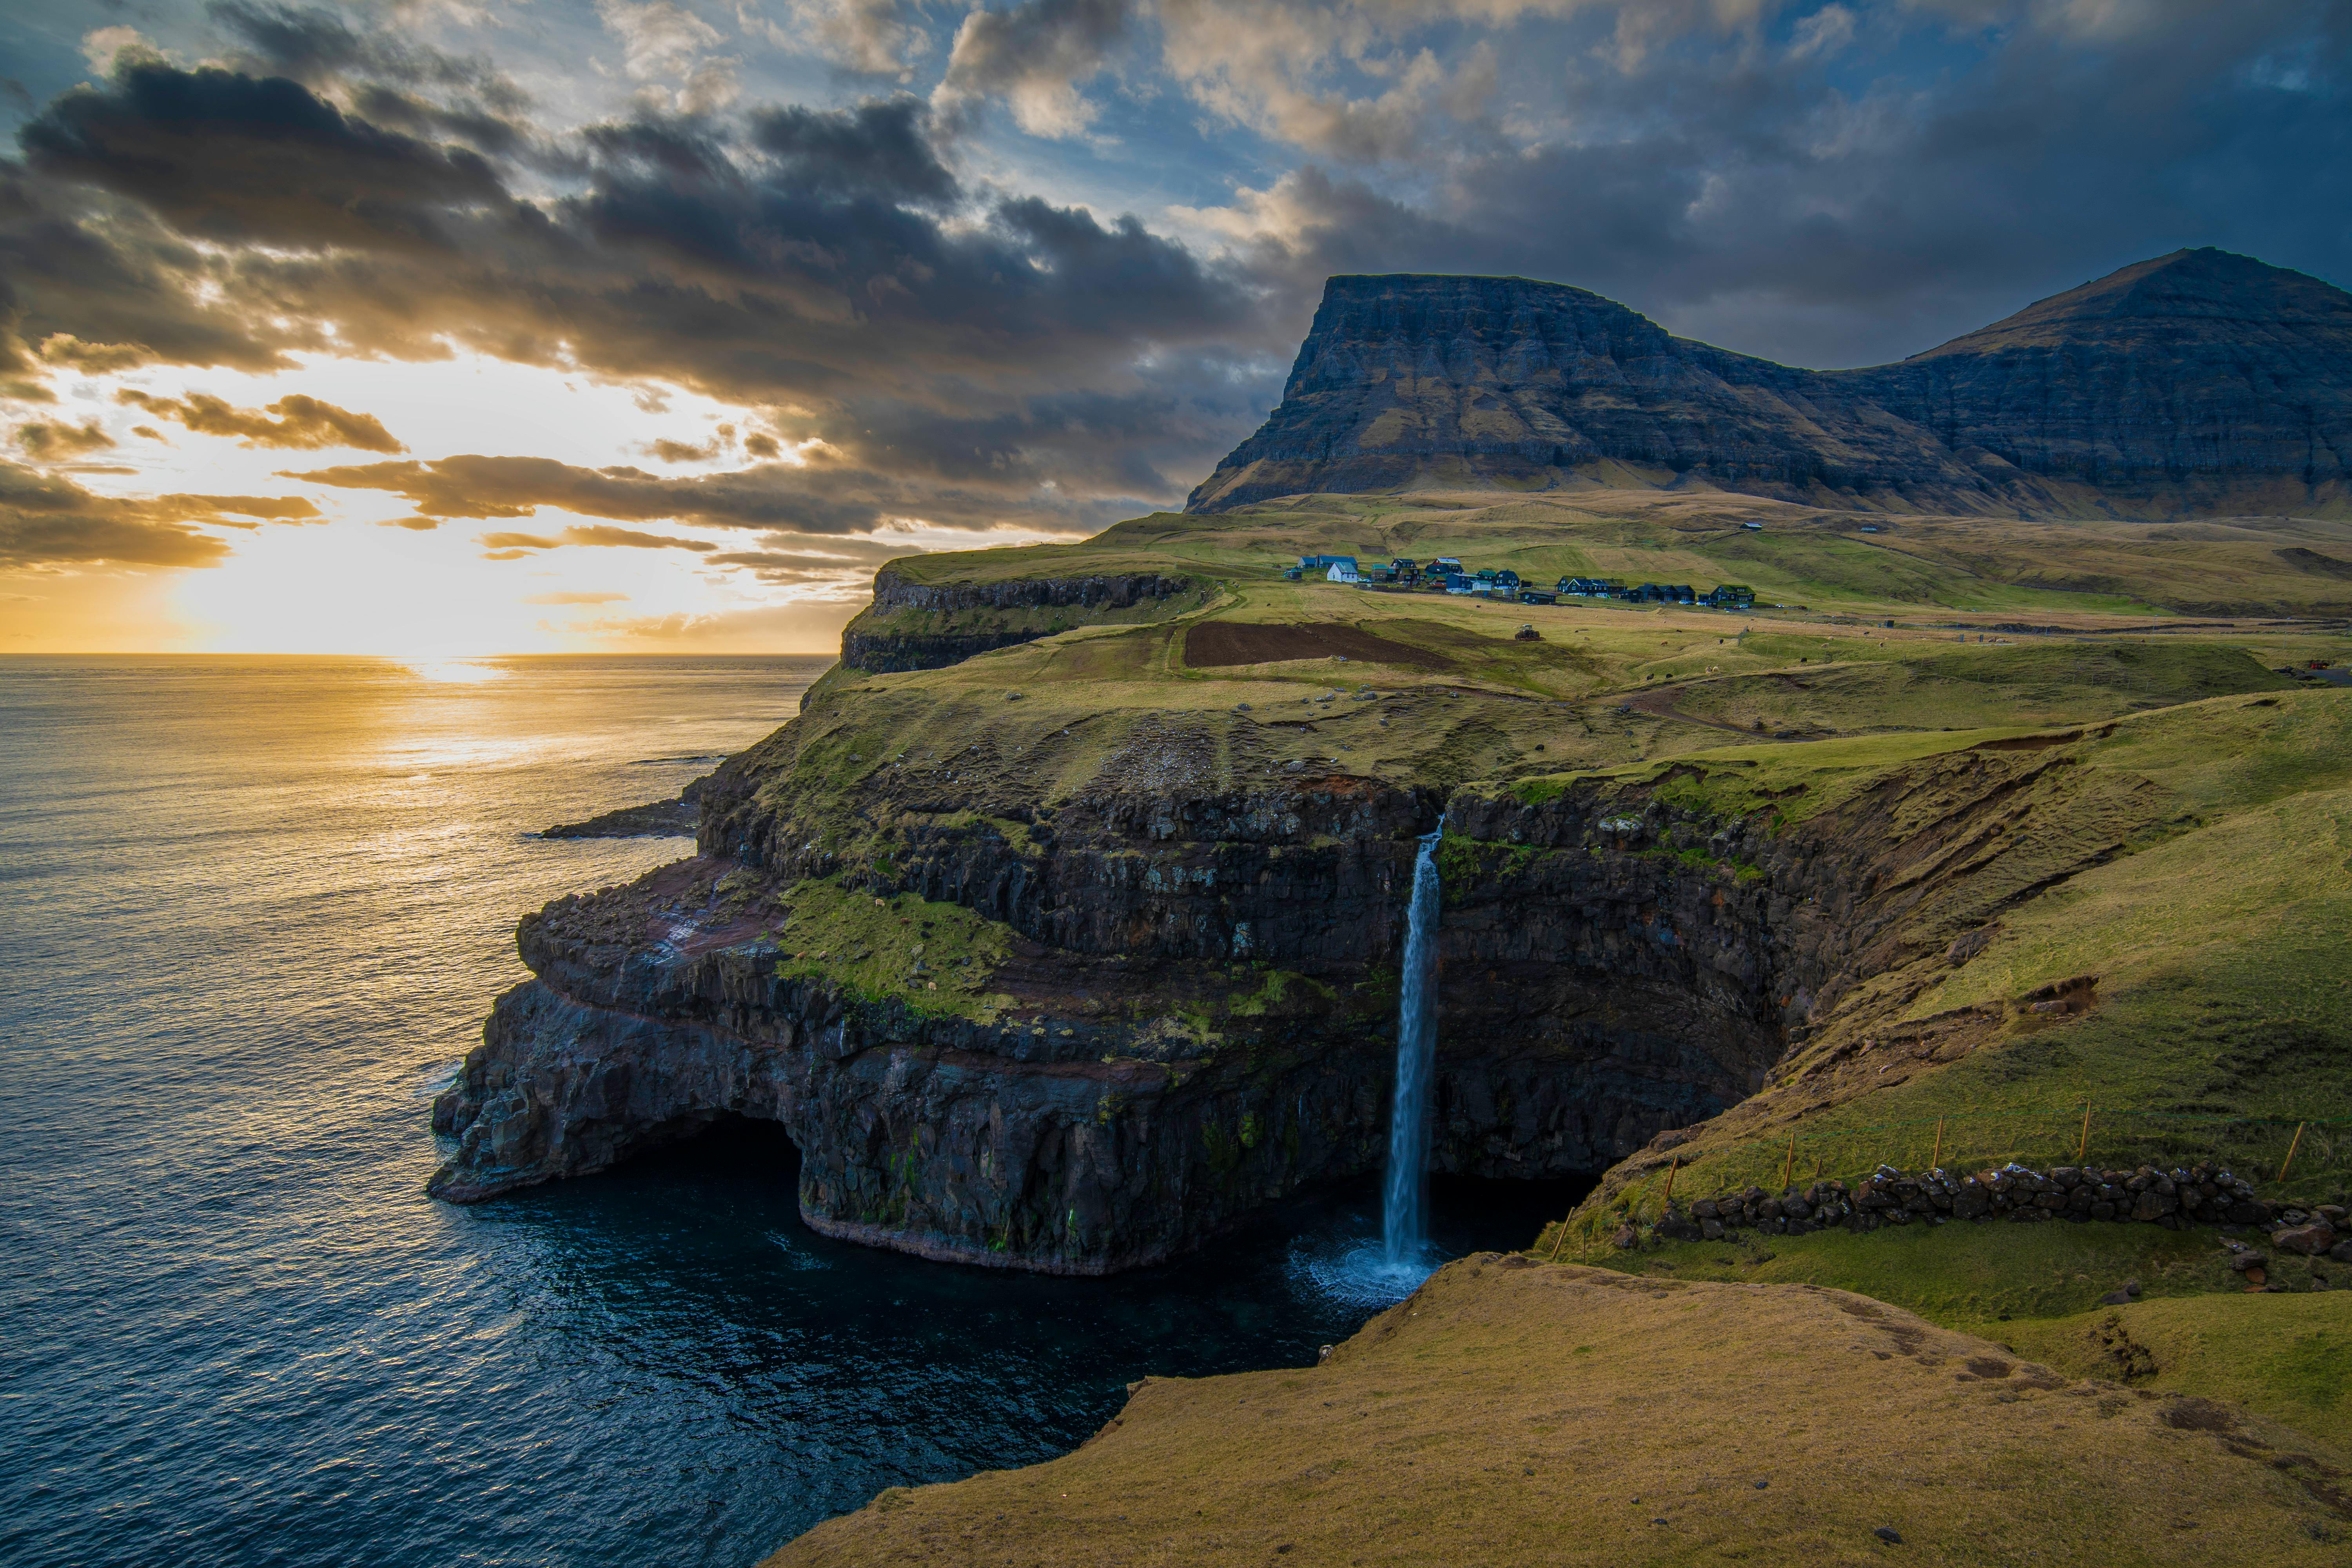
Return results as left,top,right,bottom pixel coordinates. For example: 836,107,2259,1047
860,492,2352,665
766,1258,2352,1567
1486,690,2352,1449
1082,490,2352,617
1535,692,2352,1223
749,488,2352,1543
795,519,2345,1167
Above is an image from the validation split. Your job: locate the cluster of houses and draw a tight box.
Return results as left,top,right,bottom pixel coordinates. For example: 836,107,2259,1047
1289,555,1755,610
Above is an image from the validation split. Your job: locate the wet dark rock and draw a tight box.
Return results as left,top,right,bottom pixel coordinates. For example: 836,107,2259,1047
541,793,701,840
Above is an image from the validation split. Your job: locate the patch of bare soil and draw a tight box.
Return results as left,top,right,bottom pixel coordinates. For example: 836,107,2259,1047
1182,620,1454,670
1625,681,1824,740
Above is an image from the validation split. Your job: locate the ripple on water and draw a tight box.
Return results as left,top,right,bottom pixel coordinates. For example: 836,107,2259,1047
1287,1234,1448,1310
0,655,1599,1568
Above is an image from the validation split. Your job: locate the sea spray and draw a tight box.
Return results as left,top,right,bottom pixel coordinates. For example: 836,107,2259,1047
1382,830,1443,1267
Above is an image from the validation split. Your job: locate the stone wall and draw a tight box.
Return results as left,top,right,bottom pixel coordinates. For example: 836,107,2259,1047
1643,1159,2352,1265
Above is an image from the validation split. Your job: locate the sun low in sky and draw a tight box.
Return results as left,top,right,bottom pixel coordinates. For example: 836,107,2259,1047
2,1,2345,655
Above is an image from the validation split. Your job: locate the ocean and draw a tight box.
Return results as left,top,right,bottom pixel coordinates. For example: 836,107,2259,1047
0,655,1581,1568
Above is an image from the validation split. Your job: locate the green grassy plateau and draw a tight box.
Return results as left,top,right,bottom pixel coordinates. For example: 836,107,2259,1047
758,486,2350,1558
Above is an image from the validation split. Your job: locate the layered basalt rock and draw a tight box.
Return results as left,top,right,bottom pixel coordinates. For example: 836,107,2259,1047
1188,249,2352,517
431,724,2141,1274
838,564,1198,674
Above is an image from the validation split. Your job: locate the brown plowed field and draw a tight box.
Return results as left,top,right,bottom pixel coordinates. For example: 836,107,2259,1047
1182,620,1454,670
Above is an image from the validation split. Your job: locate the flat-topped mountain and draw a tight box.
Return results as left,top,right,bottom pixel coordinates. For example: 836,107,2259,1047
1187,249,2352,518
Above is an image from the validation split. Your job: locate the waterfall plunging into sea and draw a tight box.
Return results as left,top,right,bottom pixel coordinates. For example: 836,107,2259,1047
1289,829,1446,1308
1381,830,1443,1267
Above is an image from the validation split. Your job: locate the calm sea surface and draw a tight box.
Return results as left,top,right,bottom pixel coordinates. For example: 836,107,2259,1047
0,655,1582,1568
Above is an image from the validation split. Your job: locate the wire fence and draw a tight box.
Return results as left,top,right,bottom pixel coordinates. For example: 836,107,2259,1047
1608,1105,2352,1227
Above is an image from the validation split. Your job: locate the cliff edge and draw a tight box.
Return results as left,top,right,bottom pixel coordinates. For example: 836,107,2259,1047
767,1255,2352,1565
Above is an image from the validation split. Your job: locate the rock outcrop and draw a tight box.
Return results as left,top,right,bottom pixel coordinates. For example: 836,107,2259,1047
1187,249,2352,518
431,724,2145,1273
540,773,711,839
838,564,1198,674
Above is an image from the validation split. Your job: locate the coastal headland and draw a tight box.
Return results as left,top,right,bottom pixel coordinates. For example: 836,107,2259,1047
428,249,2352,1552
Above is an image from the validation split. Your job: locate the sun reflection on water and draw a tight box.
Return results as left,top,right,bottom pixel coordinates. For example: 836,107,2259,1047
402,658,509,684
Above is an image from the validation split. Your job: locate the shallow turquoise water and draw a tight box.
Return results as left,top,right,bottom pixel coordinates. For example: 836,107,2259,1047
0,655,1584,1567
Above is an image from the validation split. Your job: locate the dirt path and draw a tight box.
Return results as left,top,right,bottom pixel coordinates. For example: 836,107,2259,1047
1622,681,1797,740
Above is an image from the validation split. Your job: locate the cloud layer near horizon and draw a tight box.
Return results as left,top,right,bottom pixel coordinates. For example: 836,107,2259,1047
2,0,2347,636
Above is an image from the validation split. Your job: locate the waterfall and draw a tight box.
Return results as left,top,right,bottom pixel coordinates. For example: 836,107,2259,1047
1382,830,1442,1267
1287,829,1447,1307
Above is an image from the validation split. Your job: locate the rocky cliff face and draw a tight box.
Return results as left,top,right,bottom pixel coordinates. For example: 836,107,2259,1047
1187,249,2352,517
430,726,2134,1273
838,565,1198,674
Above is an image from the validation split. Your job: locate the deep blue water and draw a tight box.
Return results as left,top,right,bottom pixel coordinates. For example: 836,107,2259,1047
0,655,1586,1568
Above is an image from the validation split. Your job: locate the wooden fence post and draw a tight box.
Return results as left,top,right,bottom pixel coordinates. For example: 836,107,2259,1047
2279,1122,2307,1184
2078,1103,2092,1163
1930,1118,1944,1175
1662,1158,1679,1209
1781,1133,1797,1192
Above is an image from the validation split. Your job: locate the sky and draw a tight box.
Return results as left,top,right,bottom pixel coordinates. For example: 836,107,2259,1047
2,1,2347,655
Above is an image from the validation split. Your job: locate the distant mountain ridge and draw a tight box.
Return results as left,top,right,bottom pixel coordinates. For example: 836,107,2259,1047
1186,249,2352,518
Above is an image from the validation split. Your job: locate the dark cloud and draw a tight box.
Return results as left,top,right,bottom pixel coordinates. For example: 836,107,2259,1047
1222,3,2352,367
478,524,713,552
0,164,298,379
206,1,537,162
209,1,527,103
282,448,1159,538
748,97,958,206
292,454,885,531
5,55,1266,524
14,418,114,458
7,0,2350,563
0,460,318,567
560,524,715,550
20,58,510,252
116,388,404,451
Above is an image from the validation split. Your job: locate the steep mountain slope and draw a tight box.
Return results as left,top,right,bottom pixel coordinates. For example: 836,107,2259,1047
1187,249,2352,518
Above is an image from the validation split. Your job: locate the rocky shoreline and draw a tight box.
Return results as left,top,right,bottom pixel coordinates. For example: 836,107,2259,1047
432,717,2151,1274
539,773,711,839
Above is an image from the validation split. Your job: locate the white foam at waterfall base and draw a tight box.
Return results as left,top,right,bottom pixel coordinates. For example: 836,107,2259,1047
1292,830,1448,1310
1287,1234,1448,1309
